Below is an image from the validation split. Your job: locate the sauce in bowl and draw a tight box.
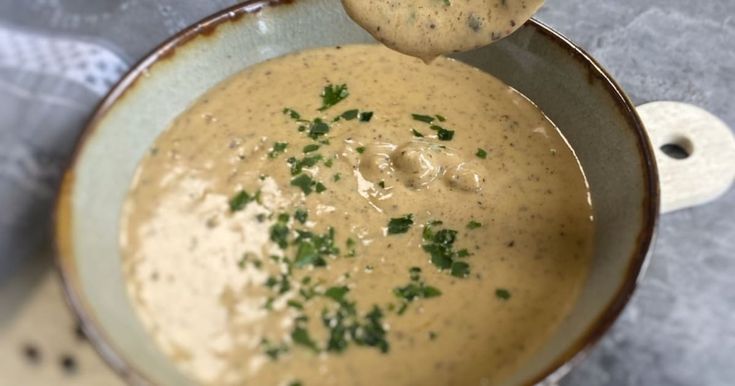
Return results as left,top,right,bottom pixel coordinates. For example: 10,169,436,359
120,45,593,386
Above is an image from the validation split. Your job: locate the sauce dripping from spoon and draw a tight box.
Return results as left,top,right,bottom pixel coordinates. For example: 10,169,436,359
341,0,545,62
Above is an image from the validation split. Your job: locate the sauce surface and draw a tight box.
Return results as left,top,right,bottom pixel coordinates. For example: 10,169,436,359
341,0,544,61
121,45,593,386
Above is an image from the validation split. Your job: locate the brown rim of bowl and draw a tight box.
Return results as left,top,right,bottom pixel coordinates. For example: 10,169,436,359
53,1,660,385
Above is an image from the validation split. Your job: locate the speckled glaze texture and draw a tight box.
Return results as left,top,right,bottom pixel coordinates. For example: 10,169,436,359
1,0,733,385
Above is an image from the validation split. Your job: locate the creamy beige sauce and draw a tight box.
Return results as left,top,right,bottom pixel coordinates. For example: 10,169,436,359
342,0,544,61
121,45,593,386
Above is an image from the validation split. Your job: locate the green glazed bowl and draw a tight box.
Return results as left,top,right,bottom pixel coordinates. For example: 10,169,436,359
55,0,658,385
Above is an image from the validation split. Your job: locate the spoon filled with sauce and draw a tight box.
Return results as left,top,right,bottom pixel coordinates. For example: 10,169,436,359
341,0,545,62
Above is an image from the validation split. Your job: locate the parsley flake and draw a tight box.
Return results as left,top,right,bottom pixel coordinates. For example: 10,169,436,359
394,283,442,302
324,286,350,302
412,113,435,123
318,84,349,111
303,144,320,153
346,237,357,257
411,128,425,137
261,338,289,360
291,174,316,195
268,142,288,158
431,125,455,141
287,300,304,310
308,119,330,139
354,306,389,353
269,214,290,249
422,221,471,276
229,190,260,212
282,108,301,120
496,288,512,300
394,268,442,315
293,227,339,267
340,109,359,120
359,111,374,122
294,209,308,224
291,326,319,352
450,261,470,278
387,214,414,235
476,148,488,159
288,154,323,175
315,182,327,193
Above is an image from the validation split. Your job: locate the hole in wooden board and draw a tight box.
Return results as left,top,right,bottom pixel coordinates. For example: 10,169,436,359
660,136,694,160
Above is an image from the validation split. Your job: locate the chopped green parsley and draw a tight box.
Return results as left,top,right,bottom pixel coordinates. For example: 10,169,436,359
294,208,308,224
340,109,359,120
457,248,471,257
394,267,442,314
293,227,339,267
387,214,414,235
268,142,288,158
431,125,455,141
290,174,317,195
308,118,330,139
318,84,349,111
269,213,290,249
282,107,301,120
422,221,471,277
411,128,425,137
287,300,304,310
303,144,320,153
291,326,319,352
319,287,390,354
229,190,260,212
450,261,470,278
288,154,323,175
261,338,289,360
359,111,374,122
324,286,350,302
496,288,512,300
467,220,482,229
412,113,435,123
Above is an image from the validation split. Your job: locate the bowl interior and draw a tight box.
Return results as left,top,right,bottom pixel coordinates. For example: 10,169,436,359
56,0,656,385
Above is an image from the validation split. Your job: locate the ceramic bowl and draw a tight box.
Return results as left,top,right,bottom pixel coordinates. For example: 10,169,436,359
54,0,659,385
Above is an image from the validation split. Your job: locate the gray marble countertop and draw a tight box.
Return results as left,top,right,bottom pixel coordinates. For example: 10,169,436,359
0,1,733,385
